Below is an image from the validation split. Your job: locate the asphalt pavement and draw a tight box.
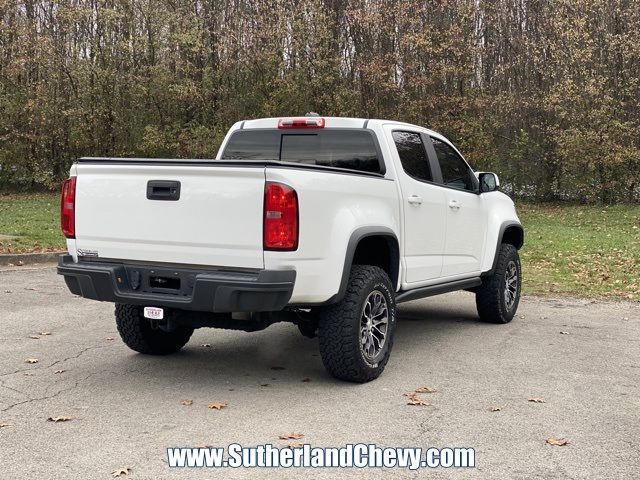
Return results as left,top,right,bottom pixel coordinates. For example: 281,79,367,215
1,265,638,479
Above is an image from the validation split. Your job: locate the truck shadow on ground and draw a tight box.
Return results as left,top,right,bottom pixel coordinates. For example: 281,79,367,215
396,301,481,324
101,298,488,388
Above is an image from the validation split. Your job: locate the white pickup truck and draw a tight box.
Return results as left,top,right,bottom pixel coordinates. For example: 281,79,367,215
58,116,523,382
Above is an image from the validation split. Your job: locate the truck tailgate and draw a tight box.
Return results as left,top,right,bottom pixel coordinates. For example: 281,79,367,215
73,162,265,269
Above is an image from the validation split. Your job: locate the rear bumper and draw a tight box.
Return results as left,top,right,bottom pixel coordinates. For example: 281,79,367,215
56,255,295,313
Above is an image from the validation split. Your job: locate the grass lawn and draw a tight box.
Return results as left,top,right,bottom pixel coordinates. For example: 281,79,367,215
0,193,64,253
517,202,639,301
0,193,638,300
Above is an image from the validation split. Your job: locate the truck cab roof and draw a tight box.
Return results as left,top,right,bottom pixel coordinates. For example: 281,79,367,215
236,116,444,139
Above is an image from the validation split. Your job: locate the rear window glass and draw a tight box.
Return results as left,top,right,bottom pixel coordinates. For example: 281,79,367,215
221,130,381,173
221,130,280,160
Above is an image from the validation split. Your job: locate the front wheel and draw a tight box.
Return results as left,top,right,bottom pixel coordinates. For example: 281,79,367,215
317,265,396,383
115,304,194,355
475,243,522,323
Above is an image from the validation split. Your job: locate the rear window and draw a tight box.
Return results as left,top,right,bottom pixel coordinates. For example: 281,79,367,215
221,130,382,174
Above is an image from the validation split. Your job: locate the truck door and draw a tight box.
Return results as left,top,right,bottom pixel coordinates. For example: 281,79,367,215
385,127,447,284
427,136,487,277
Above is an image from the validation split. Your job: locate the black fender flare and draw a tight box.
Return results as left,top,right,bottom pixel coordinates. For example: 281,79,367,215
324,226,400,305
482,222,524,277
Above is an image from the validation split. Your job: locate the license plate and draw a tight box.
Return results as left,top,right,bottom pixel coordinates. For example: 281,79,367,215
143,306,164,320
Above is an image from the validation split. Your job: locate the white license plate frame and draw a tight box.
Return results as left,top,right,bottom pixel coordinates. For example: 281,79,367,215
143,306,164,320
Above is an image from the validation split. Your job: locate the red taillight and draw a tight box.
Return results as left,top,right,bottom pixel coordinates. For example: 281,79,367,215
264,182,298,250
278,117,325,129
60,177,77,238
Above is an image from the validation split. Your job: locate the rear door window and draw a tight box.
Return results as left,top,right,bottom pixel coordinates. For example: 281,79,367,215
392,131,432,182
222,130,382,174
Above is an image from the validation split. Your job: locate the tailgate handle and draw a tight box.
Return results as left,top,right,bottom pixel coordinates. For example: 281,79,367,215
147,181,181,201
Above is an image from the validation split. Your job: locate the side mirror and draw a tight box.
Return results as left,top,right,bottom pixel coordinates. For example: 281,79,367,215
478,172,500,193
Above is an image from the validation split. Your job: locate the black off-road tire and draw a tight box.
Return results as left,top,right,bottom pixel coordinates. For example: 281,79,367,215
317,265,396,383
115,304,194,355
475,243,521,324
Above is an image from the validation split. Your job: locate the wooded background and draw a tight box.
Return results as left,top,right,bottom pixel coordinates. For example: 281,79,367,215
1,0,639,203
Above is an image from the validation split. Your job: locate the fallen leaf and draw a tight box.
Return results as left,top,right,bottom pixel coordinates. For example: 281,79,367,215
528,398,546,403
404,392,431,406
288,442,304,448
546,437,569,446
201,343,211,348
39,332,52,336
301,378,311,382
279,433,304,440
413,386,437,394
261,383,270,387
23,372,34,377
24,287,37,291
560,331,570,335
47,416,72,423
271,366,286,371
180,399,193,406
111,467,132,477
207,402,227,410
490,406,502,412
4,290,11,293
0,423,9,428
28,335,40,340
25,358,39,364
105,337,115,341
54,370,65,374
406,396,431,406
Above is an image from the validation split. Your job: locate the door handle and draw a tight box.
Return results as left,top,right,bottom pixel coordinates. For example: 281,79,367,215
407,195,423,205
449,200,461,210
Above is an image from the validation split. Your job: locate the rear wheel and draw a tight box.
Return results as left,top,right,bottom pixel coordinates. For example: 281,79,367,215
317,265,396,383
475,243,521,324
115,304,194,355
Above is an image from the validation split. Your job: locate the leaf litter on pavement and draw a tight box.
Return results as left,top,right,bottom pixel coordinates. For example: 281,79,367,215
112,467,132,477
279,433,304,440
546,437,570,446
404,386,437,406
47,416,72,423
